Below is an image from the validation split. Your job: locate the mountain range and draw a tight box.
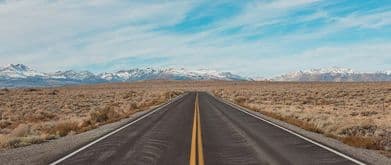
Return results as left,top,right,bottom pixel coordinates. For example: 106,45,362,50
0,64,390,87
272,67,391,82
0,64,248,87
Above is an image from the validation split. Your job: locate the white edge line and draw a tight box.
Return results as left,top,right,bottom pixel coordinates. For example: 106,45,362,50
50,93,187,165
215,96,367,165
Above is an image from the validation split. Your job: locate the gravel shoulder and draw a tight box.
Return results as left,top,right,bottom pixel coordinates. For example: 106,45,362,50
217,96,391,165
0,109,153,165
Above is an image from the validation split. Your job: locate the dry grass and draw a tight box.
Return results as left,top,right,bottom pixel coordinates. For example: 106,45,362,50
212,81,391,154
0,82,183,148
0,80,390,155
340,136,379,149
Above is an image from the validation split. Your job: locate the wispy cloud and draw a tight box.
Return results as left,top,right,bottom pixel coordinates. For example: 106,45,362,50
0,0,389,76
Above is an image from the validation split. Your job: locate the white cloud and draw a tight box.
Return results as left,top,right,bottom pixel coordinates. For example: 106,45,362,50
0,0,389,76
277,42,391,74
0,0,196,69
335,11,391,29
266,0,320,9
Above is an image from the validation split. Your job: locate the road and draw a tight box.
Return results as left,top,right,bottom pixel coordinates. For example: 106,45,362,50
51,92,365,165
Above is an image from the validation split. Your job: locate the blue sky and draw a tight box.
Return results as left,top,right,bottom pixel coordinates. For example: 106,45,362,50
0,0,390,77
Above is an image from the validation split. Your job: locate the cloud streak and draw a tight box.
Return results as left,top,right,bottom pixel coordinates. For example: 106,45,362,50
0,0,389,77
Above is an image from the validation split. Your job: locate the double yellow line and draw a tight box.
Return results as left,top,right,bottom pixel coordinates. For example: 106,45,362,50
190,93,204,165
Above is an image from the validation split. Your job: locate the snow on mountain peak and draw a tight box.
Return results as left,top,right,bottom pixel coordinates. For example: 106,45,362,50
273,67,390,81
0,64,390,87
49,70,96,80
99,67,246,81
0,64,45,78
4,64,31,71
305,67,355,74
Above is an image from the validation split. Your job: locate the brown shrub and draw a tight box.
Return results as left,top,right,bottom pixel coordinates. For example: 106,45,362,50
3,137,21,148
90,106,120,124
234,96,246,104
76,119,95,132
0,136,44,148
339,125,377,137
44,121,79,137
1,88,10,93
260,110,324,134
340,136,380,150
23,88,40,92
360,111,378,116
130,102,138,109
10,124,30,137
0,120,12,129
55,121,79,137
47,90,59,95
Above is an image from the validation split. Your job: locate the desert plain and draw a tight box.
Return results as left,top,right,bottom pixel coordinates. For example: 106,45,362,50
0,81,389,156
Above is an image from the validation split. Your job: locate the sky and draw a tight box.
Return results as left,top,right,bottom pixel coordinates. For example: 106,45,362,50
0,0,390,77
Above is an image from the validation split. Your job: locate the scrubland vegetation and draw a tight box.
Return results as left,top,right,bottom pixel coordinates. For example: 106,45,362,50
212,82,390,156
0,81,390,156
0,82,182,149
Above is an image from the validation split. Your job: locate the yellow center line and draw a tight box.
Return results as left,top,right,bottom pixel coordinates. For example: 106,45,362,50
196,94,205,165
190,95,197,165
190,93,204,165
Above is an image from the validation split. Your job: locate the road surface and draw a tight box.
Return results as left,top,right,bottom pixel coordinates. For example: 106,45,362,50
51,92,365,165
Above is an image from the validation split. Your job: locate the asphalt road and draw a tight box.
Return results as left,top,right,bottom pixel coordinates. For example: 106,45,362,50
52,92,364,165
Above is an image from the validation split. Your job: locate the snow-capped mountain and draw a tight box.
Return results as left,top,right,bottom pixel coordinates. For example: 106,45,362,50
49,70,99,81
99,68,247,81
303,67,355,74
0,64,248,87
0,64,46,79
272,67,391,82
1,64,389,87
